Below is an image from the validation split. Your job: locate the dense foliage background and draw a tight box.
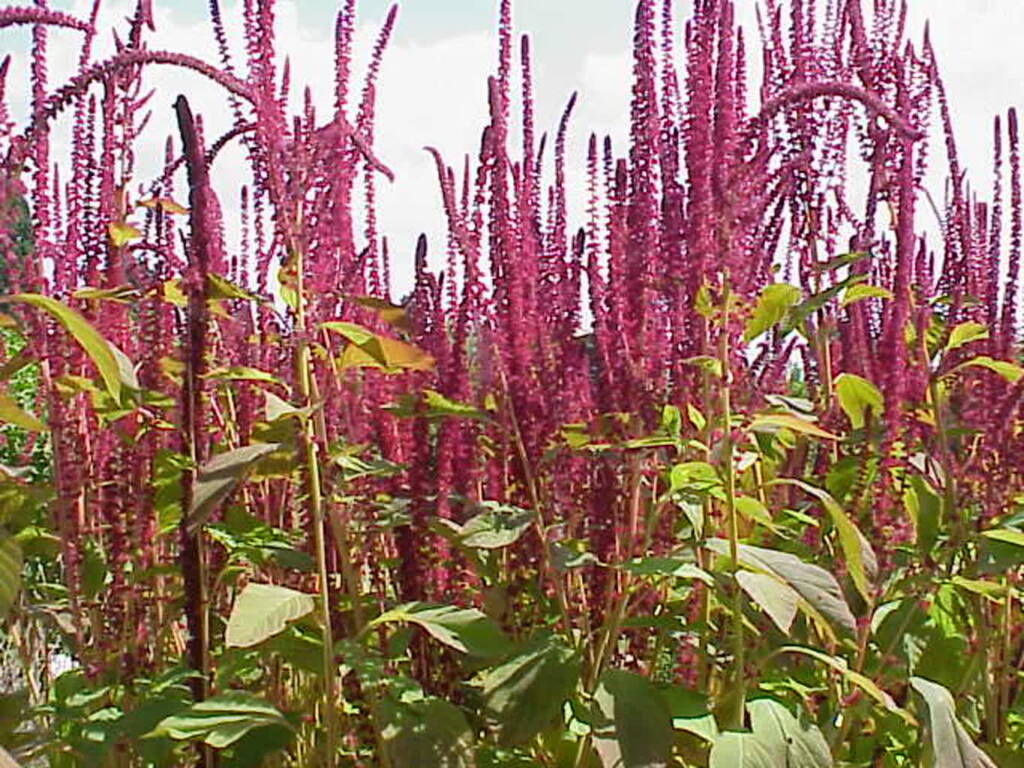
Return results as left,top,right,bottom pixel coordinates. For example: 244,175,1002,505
0,0,1022,765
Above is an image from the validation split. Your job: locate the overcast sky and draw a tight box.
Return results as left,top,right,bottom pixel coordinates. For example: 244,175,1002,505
3,1,1023,295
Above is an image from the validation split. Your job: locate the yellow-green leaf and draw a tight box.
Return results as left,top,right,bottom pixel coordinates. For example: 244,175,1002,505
834,373,883,430
841,284,892,307
948,355,1024,383
945,322,989,352
0,391,45,432
749,413,839,441
108,221,142,247
138,196,189,215
745,284,801,341
3,294,122,400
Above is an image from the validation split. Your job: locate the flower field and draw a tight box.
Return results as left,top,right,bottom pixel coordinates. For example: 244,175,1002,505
0,0,1022,765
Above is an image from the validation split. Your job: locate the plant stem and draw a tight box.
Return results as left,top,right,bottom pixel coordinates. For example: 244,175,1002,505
718,280,745,730
293,246,338,768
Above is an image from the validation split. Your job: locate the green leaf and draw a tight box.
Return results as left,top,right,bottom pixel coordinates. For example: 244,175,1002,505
834,373,883,430
710,699,832,768
749,412,839,441
736,571,799,635
207,274,264,303
980,528,1024,548
3,294,123,400
621,557,714,586
810,250,872,274
148,692,291,749
347,295,414,334
946,322,990,351
0,391,44,432
369,602,511,657
745,284,801,341
841,283,893,307
205,366,284,386
948,355,1024,383
385,390,489,421
780,646,911,722
108,221,142,247
323,321,435,372
188,444,282,533
377,694,475,768
479,635,580,747
592,669,673,768
706,540,856,637
224,583,316,648
0,534,22,619
910,677,997,768
772,479,877,604
437,502,535,550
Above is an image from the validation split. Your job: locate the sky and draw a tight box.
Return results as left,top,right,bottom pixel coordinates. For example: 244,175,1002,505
2,1,1023,296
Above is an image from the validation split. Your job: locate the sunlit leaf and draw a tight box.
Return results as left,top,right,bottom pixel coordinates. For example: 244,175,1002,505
0,534,22,619
948,356,1024,383
736,571,799,635
225,583,315,648
710,699,832,768
347,295,414,334
3,294,123,400
324,321,435,372
772,479,877,603
945,322,989,352
706,539,856,637
188,444,282,533
0,391,44,432
369,602,511,657
108,221,142,247
592,669,673,768
840,284,892,307
138,196,189,215
834,373,883,430
749,413,839,441
745,284,801,341
910,677,997,768
147,692,292,749
479,634,580,747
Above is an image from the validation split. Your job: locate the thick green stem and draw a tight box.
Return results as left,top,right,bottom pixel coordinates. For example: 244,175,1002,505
293,248,338,768
718,282,746,730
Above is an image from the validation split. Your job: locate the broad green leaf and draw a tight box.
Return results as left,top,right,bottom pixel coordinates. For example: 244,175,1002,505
205,367,284,386
621,557,714,586
324,321,435,372
73,285,139,303
810,250,871,274
0,391,44,432
479,635,580,747
949,576,1007,602
841,284,893,307
108,221,142,247
3,294,122,400
438,502,535,550
834,373,883,430
0,534,22,619
369,602,511,657
207,274,264,303
661,687,718,743
910,677,997,768
780,646,912,722
749,413,839,441
138,196,189,215
188,444,281,533
734,496,781,533
377,694,474,768
385,390,489,421
147,692,291,749
905,475,941,554
948,355,1024,383
745,284,801,341
706,539,856,637
736,571,799,635
710,699,831,768
347,295,414,334
592,669,673,768
946,322,989,351
980,528,1024,548
773,479,877,603
225,583,315,648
